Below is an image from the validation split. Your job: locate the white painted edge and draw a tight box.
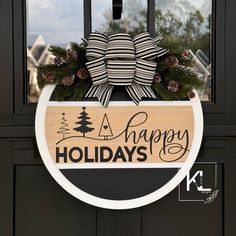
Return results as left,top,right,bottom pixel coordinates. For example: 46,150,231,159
35,85,203,210
56,163,184,169
48,100,192,107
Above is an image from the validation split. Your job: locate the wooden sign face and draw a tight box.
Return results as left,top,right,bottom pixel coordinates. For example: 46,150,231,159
36,85,203,209
46,104,193,168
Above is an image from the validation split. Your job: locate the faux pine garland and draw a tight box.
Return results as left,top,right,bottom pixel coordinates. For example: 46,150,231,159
37,36,203,102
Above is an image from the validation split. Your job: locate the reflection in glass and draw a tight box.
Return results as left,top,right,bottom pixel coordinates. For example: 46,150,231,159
92,0,147,36
26,0,84,102
155,0,212,101
27,0,212,102
92,0,212,101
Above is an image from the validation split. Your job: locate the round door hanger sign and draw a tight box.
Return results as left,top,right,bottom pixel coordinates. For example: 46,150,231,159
35,85,203,209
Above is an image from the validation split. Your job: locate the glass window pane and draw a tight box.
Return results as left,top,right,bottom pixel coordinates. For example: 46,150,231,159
26,0,84,103
92,0,147,36
155,0,212,101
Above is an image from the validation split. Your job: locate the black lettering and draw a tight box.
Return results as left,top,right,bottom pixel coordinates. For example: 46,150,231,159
100,146,113,162
125,112,148,144
56,147,67,163
137,146,147,162
124,146,137,162
95,147,99,162
84,146,94,162
69,147,83,162
113,146,127,162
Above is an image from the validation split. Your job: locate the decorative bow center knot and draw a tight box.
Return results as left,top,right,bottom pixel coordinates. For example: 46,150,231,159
85,32,168,107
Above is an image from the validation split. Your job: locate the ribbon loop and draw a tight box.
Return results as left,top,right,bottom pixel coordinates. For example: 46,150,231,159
106,33,135,60
86,33,109,89
86,33,108,61
86,57,107,85
85,32,168,107
133,32,157,60
134,58,157,86
107,60,136,86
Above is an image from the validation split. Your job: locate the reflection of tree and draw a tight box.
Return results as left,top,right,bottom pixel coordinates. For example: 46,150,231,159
100,0,211,100
102,0,146,36
155,8,210,55
155,9,182,38
101,0,211,55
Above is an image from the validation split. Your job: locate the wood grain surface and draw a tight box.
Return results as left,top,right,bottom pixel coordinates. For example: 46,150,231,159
45,104,194,165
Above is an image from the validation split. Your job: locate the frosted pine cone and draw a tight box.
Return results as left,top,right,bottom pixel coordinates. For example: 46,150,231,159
43,72,55,82
153,73,161,83
66,49,78,60
182,49,191,59
77,68,90,80
54,57,63,66
188,90,195,99
62,75,75,86
167,80,179,92
166,56,179,68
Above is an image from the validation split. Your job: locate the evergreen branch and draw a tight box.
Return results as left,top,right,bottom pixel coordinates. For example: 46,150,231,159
48,46,67,59
37,63,59,71
73,80,92,100
37,33,205,102
152,83,177,100
54,85,74,101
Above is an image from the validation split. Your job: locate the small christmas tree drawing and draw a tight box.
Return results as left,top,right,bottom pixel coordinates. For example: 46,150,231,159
74,107,94,137
99,113,113,140
57,112,70,139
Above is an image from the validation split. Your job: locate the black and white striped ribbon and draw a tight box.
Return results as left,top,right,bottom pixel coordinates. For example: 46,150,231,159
85,32,168,107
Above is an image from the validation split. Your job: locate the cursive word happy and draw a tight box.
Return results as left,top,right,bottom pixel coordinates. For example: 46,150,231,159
124,112,190,162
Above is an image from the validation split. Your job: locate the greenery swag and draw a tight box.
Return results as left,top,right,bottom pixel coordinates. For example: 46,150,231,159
37,36,203,102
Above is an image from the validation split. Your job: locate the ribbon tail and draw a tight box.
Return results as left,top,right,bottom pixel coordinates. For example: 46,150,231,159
85,82,113,107
156,47,169,57
153,34,164,46
126,82,156,105
126,83,142,105
139,84,156,99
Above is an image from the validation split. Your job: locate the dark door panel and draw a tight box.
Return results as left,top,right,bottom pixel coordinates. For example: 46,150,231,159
15,165,96,236
142,166,223,236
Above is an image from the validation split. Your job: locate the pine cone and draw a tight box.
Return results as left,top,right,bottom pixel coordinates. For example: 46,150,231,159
43,72,55,82
77,68,90,80
66,49,78,60
54,57,63,66
167,80,179,92
62,75,75,86
153,73,161,83
182,49,191,59
166,56,179,68
188,90,195,99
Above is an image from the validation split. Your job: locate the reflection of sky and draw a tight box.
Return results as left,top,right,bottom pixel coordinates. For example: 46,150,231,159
27,0,211,45
92,0,147,31
92,0,111,31
27,0,84,44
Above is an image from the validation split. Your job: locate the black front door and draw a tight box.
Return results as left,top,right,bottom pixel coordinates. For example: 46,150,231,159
1,0,236,235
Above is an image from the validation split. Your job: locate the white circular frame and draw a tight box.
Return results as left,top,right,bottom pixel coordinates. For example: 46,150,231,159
35,85,203,210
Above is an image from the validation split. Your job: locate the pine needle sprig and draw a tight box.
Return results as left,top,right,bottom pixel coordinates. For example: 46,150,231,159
54,85,74,101
152,83,177,100
48,46,67,59
73,79,92,101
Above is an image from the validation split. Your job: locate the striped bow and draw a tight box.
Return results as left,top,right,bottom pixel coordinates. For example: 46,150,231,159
85,32,168,107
